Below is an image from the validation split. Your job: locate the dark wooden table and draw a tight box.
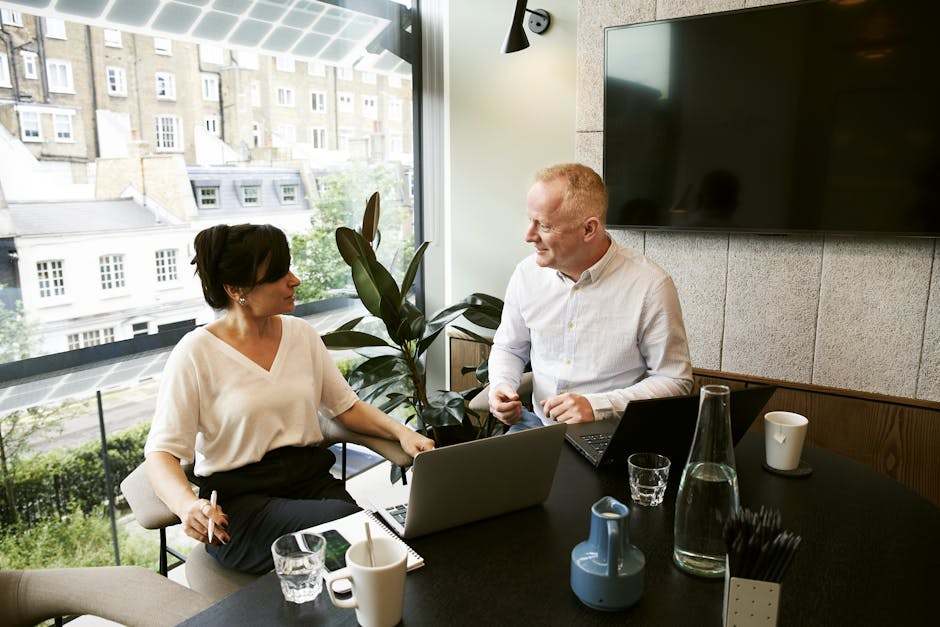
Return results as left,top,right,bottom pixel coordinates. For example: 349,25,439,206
180,433,938,626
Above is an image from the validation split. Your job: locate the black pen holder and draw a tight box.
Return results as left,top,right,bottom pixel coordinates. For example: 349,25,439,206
722,558,780,627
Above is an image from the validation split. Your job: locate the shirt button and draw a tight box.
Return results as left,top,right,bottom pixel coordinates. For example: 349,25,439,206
565,359,571,365
567,322,573,329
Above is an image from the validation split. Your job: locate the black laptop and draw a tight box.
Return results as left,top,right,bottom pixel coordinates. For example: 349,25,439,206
565,385,777,468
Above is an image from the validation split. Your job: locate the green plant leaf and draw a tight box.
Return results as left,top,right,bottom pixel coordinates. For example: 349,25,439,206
450,325,493,346
362,192,380,244
321,330,390,350
335,226,364,266
426,302,472,334
379,297,404,345
348,355,408,389
350,254,402,318
334,316,366,332
415,325,447,358
399,241,430,305
395,301,426,342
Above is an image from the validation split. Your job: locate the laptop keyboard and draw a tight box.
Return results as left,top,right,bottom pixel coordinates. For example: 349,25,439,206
385,504,408,526
581,433,612,454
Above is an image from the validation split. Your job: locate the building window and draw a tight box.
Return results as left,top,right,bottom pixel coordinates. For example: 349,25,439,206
132,322,149,337
37,260,65,298
237,50,258,69
106,66,127,96
44,17,67,39
338,92,353,113
337,66,352,81
362,96,377,119
310,127,326,150
156,72,176,100
361,71,376,84
68,328,115,349
0,54,10,88
46,59,74,93
201,74,219,101
388,98,402,121
310,91,326,113
240,185,260,206
199,44,223,65
154,37,172,55
19,110,41,141
53,113,73,142
204,116,220,136
155,249,178,282
308,62,325,76
155,115,182,151
275,55,295,72
99,254,126,290
21,52,38,80
276,87,295,107
278,184,298,204
0,9,23,27
103,29,122,48
196,186,219,208
252,121,261,147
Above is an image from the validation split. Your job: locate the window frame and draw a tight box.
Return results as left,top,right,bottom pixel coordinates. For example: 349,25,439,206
98,254,127,291
21,51,38,80
154,114,182,151
106,66,127,97
195,185,220,209
103,29,122,48
19,109,41,142
36,259,66,299
154,249,179,283
153,37,172,55
155,72,176,100
53,112,74,142
46,59,75,93
276,86,295,107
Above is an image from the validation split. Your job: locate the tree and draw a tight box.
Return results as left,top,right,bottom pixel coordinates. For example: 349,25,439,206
291,164,414,304
0,288,35,364
0,405,68,524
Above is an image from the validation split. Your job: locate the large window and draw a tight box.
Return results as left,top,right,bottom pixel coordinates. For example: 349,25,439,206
155,249,178,282
36,259,65,298
0,1,420,574
155,114,182,150
99,254,126,290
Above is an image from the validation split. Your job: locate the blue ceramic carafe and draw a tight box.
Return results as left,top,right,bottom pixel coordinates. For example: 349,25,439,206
570,496,645,610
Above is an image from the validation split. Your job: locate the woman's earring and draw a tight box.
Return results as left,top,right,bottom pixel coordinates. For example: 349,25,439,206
238,296,247,306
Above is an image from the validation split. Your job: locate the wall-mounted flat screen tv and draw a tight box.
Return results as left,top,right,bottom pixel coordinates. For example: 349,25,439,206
603,0,940,236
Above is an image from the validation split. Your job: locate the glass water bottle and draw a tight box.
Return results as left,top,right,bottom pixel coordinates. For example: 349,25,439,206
673,384,740,577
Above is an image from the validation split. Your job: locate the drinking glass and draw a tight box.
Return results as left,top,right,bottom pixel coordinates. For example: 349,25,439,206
627,452,671,506
271,532,326,603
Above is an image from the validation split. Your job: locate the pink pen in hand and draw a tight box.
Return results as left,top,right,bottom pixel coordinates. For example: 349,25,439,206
207,490,217,543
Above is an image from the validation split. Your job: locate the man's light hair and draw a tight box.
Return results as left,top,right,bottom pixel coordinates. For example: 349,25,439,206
534,163,608,224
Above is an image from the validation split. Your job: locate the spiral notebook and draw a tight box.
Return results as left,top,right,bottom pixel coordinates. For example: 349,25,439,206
307,509,424,573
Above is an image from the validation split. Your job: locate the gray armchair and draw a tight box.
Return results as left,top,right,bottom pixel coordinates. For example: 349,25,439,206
120,415,413,602
0,565,212,627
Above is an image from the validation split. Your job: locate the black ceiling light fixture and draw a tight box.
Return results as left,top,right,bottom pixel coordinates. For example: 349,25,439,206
501,0,552,54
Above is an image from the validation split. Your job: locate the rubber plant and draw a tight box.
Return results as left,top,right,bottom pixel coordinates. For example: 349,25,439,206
320,192,503,443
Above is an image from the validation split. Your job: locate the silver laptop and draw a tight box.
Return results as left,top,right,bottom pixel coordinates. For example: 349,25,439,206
363,423,567,539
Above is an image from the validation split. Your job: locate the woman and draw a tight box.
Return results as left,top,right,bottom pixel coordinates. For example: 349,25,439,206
145,223,433,574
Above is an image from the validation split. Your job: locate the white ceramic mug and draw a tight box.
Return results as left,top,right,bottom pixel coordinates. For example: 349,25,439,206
763,411,808,471
325,536,407,627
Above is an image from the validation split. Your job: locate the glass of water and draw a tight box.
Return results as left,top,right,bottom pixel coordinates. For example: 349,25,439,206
627,453,671,506
271,532,327,603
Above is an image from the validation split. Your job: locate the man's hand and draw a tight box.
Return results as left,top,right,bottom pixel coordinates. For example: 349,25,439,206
541,393,595,424
489,383,523,426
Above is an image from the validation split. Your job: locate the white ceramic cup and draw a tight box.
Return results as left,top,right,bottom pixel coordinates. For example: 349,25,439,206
325,536,407,627
763,411,808,471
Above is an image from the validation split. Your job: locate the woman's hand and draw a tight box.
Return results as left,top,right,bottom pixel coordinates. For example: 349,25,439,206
398,429,435,457
179,496,230,546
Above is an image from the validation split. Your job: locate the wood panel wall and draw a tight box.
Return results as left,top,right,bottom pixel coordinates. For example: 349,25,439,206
449,334,940,506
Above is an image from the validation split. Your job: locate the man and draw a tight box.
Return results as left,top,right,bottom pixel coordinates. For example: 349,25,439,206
488,163,693,432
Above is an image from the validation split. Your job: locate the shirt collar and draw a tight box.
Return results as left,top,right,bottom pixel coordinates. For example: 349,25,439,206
556,236,618,285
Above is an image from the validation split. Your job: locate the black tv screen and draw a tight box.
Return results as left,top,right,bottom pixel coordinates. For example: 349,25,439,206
603,0,940,236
